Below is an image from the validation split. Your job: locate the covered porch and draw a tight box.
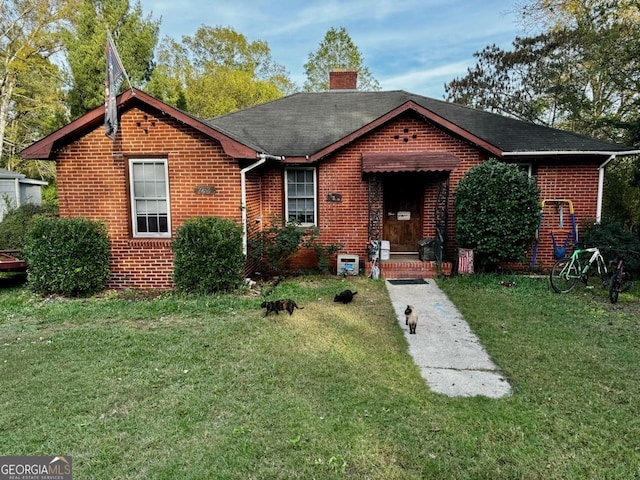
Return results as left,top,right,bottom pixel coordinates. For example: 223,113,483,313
362,151,458,279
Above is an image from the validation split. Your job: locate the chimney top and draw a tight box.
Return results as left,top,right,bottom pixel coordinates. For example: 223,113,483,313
329,69,357,90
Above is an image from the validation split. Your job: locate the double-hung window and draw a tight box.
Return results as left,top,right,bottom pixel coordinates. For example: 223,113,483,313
285,168,316,226
129,159,171,237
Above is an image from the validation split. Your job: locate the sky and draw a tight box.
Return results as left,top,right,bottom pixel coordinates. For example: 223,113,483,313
137,0,524,99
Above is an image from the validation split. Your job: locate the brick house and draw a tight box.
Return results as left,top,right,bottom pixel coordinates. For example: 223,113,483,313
21,71,639,289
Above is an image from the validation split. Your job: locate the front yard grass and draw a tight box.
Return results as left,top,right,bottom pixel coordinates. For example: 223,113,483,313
0,274,638,479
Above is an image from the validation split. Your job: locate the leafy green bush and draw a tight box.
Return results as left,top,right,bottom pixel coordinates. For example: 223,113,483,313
581,218,640,272
172,217,244,294
603,156,640,233
248,219,306,276
24,217,110,296
0,203,57,251
41,184,59,208
302,226,343,273
455,159,541,270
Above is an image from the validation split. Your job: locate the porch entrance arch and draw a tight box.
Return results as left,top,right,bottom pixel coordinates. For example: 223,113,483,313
362,151,459,261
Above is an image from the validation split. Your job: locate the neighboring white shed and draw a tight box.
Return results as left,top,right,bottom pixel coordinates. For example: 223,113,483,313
0,169,48,222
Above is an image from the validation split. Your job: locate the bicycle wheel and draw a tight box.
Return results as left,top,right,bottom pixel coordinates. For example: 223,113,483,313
609,272,621,303
550,257,579,293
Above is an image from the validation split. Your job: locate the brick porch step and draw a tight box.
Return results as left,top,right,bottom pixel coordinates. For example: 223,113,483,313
365,256,452,279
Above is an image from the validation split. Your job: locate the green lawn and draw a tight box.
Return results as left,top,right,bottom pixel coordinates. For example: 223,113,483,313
0,273,638,479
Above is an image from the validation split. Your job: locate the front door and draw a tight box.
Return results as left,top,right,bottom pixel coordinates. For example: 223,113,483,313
383,176,423,253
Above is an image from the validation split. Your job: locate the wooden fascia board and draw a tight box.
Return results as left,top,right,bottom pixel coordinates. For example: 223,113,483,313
138,92,256,158
307,100,504,162
21,88,256,160
21,107,104,159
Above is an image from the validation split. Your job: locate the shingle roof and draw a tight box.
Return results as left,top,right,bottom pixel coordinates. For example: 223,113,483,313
206,90,634,158
0,168,25,179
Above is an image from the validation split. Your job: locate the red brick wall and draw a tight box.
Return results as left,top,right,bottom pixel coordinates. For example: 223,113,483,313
245,170,263,240
56,106,243,289
55,105,603,287
329,70,358,90
259,113,600,272
529,161,600,269
258,112,485,269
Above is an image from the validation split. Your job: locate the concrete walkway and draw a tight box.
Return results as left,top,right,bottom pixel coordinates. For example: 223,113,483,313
385,279,511,398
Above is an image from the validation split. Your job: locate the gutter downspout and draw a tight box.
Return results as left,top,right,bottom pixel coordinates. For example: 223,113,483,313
503,150,640,224
14,178,21,208
240,153,284,256
596,154,616,224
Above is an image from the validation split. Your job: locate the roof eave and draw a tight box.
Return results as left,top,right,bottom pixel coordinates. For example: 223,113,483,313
307,100,505,162
21,88,257,160
19,178,48,186
502,149,640,157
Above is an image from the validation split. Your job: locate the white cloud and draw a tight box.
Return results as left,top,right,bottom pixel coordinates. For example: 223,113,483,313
380,60,473,97
139,0,522,97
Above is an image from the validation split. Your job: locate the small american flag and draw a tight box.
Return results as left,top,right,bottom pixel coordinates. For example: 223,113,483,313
105,31,130,140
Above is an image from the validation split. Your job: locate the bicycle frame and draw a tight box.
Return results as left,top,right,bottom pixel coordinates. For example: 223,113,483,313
580,247,607,276
563,248,606,276
550,246,608,294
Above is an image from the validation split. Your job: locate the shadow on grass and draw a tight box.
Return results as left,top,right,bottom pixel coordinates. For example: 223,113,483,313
0,272,27,288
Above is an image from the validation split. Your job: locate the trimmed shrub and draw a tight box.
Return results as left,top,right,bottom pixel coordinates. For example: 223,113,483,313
455,159,541,270
24,217,110,296
172,217,244,294
0,203,57,251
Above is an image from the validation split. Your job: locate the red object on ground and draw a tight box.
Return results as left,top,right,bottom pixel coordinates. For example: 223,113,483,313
0,250,27,271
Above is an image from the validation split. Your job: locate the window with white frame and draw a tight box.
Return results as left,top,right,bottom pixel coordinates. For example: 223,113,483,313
515,163,533,177
129,159,171,237
285,168,316,226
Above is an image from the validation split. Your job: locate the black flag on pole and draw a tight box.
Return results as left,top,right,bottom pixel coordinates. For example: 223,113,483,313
105,32,129,140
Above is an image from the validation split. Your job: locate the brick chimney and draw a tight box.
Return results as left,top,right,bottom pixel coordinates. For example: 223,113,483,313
329,69,357,90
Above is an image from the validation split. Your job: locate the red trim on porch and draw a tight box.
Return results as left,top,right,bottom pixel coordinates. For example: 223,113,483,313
361,152,460,173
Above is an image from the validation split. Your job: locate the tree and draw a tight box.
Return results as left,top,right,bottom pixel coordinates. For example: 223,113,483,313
303,26,380,92
454,159,541,270
62,0,159,117
146,26,295,118
446,1,640,237
445,1,640,144
521,1,640,236
1,0,73,173
143,37,190,110
3,52,66,181
445,31,579,125
518,0,640,31
604,156,640,233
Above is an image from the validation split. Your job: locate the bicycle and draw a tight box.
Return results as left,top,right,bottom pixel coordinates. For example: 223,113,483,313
550,245,609,294
608,256,633,303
